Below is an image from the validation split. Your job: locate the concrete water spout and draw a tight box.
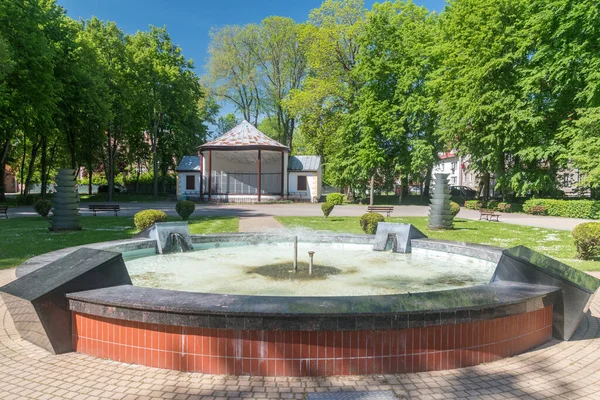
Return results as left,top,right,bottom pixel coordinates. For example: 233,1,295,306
308,251,315,275
293,236,298,272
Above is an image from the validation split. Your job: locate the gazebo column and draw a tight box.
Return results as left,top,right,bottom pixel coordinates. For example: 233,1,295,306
207,150,212,201
280,151,285,198
199,151,203,199
257,150,262,202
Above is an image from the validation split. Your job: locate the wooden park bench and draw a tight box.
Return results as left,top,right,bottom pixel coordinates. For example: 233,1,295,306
479,208,500,222
89,204,120,216
0,205,7,219
367,205,394,217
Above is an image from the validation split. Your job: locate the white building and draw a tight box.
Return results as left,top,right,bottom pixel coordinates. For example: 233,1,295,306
176,121,322,202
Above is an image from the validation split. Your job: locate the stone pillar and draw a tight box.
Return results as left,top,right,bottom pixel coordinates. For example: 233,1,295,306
428,173,454,229
50,169,81,231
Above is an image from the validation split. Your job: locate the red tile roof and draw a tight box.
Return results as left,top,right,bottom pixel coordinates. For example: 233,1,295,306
198,120,289,151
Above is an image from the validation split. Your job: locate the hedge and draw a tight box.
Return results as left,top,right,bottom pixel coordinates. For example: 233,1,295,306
175,200,195,220
572,222,600,260
326,193,345,205
321,202,334,219
360,212,385,234
523,199,600,219
465,200,482,210
134,209,168,231
450,201,460,216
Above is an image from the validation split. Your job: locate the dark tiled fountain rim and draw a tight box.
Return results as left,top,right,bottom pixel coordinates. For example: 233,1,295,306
14,232,560,331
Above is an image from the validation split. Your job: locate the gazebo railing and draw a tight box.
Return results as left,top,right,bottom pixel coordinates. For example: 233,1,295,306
209,171,282,195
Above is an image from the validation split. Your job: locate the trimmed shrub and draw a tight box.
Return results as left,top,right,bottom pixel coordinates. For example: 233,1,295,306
175,200,195,220
523,199,600,219
326,193,345,205
360,212,385,234
16,194,41,206
465,200,482,210
572,222,600,260
33,199,52,219
134,209,167,231
496,202,512,212
321,202,334,219
450,201,460,217
486,200,499,210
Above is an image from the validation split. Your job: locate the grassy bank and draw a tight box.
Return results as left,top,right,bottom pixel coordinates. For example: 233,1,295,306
0,216,238,270
276,216,600,271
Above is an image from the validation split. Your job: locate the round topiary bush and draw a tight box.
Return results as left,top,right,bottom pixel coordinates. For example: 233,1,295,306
572,222,600,260
360,212,385,234
450,201,460,217
33,199,52,219
326,193,344,205
175,200,195,220
321,202,334,219
134,209,168,231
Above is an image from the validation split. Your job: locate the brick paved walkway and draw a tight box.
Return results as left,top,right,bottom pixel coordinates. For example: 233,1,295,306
1,267,599,400
239,216,284,232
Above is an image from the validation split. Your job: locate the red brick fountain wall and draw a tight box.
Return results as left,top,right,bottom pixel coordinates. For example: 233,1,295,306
72,306,552,376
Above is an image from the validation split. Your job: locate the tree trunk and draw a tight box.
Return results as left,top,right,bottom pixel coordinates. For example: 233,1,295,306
88,168,93,195
24,138,41,196
0,139,10,202
369,172,375,206
135,162,141,193
152,126,159,198
481,172,490,202
422,167,433,202
107,129,114,202
40,134,48,198
20,134,26,195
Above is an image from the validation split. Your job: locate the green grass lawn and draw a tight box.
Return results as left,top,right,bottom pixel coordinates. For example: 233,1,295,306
276,216,600,271
0,215,238,270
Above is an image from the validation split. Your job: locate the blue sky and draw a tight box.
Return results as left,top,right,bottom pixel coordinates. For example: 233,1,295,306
58,0,446,122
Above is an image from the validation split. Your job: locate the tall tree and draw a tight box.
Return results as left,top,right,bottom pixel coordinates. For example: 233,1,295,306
285,0,367,192
205,26,262,125
215,113,238,137
244,17,307,147
129,26,204,197
433,0,533,200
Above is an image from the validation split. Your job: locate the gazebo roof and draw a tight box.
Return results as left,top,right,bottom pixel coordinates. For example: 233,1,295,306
198,120,289,152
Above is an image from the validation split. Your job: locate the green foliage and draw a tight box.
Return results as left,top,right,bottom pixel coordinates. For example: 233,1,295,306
216,113,238,136
360,212,385,234
465,200,483,210
175,200,195,220
496,202,512,212
16,194,44,206
572,223,600,260
133,209,168,231
486,200,499,210
33,199,52,219
326,193,345,205
321,202,335,219
523,199,600,219
450,201,460,217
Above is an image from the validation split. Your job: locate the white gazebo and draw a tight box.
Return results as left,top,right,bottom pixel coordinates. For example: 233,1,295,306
197,121,290,202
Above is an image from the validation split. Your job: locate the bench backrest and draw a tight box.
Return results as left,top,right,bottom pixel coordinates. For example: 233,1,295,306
0,206,7,211
89,205,120,209
368,206,393,210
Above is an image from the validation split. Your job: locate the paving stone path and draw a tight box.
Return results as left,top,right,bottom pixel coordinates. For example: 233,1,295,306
238,216,284,232
1,267,599,400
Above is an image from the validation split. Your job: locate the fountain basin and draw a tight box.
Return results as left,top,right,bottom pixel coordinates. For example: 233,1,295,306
5,231,597,376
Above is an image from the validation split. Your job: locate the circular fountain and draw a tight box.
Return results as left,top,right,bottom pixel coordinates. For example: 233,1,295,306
5,223,599,377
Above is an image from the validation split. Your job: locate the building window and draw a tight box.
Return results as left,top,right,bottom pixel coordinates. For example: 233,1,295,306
451,162,457,172
563,173,570,187
186,175,195,190
297,175,307,191
451,176,457,184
